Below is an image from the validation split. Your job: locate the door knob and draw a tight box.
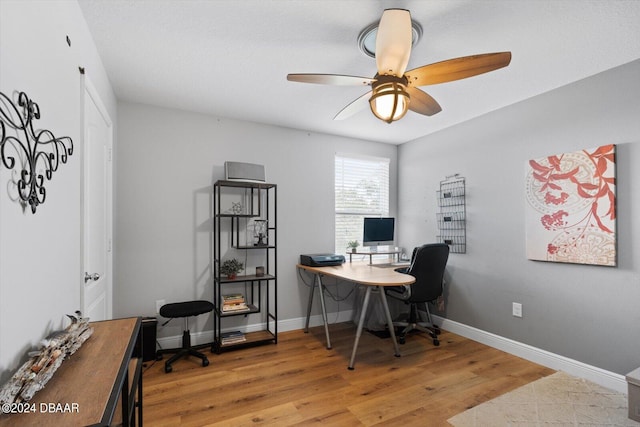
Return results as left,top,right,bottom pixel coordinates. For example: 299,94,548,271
84,272,101,283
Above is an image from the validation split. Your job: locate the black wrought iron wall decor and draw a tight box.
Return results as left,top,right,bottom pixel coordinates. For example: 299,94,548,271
0,91,73,213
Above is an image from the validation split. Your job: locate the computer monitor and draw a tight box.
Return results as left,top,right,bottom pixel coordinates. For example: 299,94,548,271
363,217,395,248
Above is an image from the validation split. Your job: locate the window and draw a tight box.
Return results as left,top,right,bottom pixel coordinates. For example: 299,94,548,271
335,154,390,254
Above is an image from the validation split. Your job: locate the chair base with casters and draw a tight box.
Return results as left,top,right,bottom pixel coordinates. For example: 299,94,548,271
391,299,441,346
156,300,214,373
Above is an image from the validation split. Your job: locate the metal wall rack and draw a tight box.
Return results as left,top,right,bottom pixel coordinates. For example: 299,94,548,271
437,175,466,254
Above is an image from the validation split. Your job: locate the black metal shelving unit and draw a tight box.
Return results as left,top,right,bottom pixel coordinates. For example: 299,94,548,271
212,180,277,353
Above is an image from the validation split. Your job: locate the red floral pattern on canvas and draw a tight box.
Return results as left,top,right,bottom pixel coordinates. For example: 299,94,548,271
525,145,616,266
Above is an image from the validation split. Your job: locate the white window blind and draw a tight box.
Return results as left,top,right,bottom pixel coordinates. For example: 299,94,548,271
335,154,390,254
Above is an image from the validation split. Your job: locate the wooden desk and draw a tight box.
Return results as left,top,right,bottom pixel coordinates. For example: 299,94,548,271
297,261,415,369
0,317,142,427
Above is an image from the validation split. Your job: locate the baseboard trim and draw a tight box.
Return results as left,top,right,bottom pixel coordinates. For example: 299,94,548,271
433,315,627,393
156,310,354,352
279,310,355,332
156,311,626,393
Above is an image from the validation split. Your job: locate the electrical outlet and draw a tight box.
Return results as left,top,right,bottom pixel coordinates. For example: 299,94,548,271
156,299,165,314
512,302,522,318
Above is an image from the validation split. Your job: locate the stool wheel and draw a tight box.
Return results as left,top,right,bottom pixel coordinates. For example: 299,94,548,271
165,364,173,373
202,358,209,367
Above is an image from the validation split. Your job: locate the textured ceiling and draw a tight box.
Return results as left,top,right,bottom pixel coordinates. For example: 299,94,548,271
78,0,640,144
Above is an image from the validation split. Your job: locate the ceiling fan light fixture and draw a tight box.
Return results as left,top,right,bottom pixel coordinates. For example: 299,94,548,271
288,8,512,124
369,77,410,123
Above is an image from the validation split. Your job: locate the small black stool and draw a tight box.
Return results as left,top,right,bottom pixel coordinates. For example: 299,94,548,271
156,300,214,373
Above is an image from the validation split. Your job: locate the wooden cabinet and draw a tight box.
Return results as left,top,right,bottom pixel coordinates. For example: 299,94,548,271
212,180,277,352
0,317,142,427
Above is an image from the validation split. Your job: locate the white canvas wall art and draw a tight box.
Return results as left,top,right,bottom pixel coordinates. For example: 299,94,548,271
525,145,616,266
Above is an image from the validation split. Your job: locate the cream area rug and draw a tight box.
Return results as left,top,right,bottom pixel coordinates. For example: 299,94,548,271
448,371,640,426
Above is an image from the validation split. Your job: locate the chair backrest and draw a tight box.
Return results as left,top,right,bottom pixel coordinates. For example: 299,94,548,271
406,243,450,303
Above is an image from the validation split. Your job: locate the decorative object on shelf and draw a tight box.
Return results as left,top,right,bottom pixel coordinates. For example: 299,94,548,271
224,161,266,183
525,144,616,266
0,311,93,404
253,219,268,246
347,240,360,253
0,91,74,214
255,266,265,277
437,174,466,254
220,258,244,279
231,202,243,214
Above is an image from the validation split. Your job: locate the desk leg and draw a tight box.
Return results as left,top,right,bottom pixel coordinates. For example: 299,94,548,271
304,275,315,333
378,286,401,357
348,286,372,370
316,275,332,349
305,274,332,349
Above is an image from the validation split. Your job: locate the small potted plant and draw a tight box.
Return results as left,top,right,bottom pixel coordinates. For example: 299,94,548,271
220,258,244,280
347,240,360,253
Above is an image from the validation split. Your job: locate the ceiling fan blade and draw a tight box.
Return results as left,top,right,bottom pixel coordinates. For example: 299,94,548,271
334,91,372,120
406,87,442,116
287,74,374,86
405,52,512,87
375,9,412,77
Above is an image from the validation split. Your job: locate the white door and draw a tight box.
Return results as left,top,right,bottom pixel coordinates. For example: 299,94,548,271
81,76,113,322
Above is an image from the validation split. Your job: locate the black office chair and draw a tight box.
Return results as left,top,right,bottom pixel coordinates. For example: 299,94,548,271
156,300,214,373
386,243,449,346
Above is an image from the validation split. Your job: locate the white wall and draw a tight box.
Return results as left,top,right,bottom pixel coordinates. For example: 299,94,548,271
3,0,636,386
398,59,640,375
0,0,116,380
115,102,398,340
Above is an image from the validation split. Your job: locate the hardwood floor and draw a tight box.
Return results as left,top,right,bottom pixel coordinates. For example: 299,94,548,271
143,323,555,426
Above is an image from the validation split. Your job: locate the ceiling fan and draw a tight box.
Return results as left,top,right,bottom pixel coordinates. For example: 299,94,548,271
287,9,512,124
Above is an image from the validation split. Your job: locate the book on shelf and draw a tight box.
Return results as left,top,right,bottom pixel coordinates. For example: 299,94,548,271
222,293,245,304
222,337,245,345
221,293,250,312
221,330,246,344
221,330,244,338
222,302,250,312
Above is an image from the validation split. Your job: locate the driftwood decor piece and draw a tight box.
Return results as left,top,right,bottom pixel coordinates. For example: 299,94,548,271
0,312,93,404
0,91,74,214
